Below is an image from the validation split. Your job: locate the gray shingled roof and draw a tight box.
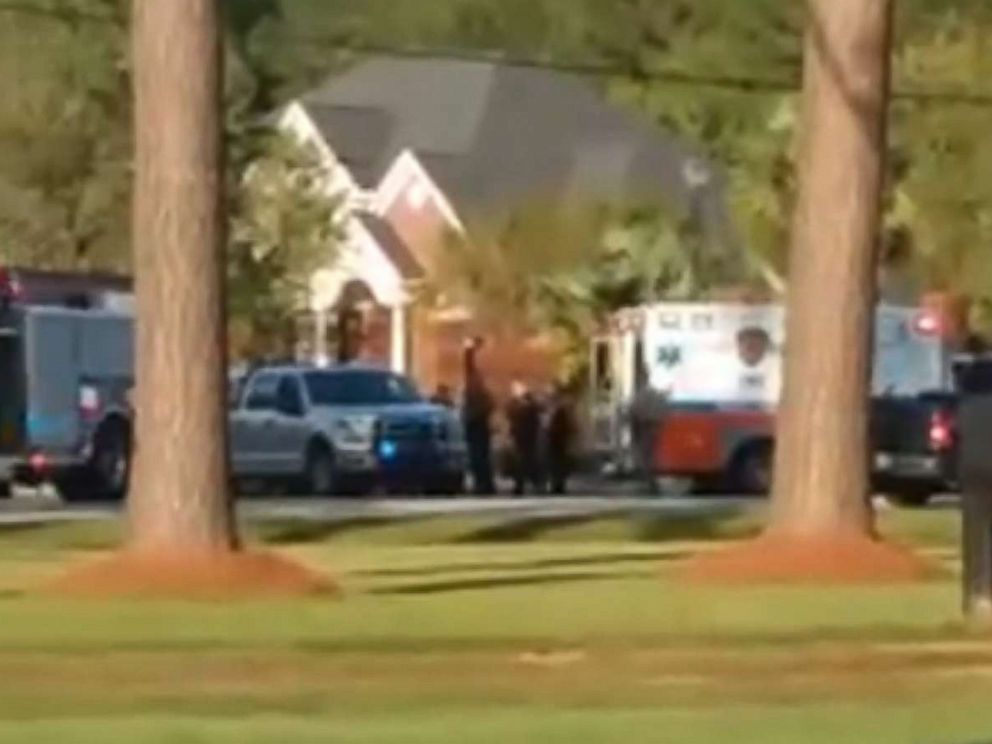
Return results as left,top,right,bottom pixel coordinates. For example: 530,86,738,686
355,211,425,280
300,57,727,229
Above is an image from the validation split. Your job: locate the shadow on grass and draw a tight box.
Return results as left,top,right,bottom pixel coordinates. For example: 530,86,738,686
0,521,121,551
358,551,684,579
258,516,420,545
0,523,49,537
370,569,655,596
452,513,623,543
632,510,759,543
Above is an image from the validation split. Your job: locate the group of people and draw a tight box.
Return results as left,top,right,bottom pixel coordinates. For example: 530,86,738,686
431,338,577,496
503,381,577,495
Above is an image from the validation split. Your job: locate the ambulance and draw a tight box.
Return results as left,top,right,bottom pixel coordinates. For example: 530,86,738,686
589,300,960,494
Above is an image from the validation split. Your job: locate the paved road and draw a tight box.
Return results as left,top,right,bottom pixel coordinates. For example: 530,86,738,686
0,491,758,526
0,489,958,527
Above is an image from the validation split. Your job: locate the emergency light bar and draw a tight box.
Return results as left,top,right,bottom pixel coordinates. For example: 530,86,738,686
913,311,941,337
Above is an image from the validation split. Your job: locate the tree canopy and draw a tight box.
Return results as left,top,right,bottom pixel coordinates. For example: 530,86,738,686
3,0,992,334
227,130,346,360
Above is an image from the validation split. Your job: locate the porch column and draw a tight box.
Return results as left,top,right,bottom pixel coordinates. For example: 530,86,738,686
313,308,329,367
390,303,407,374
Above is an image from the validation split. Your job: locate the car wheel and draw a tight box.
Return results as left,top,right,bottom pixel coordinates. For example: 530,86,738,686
304,443,337,496
0,480,10,499
730,441,773,495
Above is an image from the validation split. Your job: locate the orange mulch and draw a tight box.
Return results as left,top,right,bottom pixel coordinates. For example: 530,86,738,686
46,550,337,600
679,533,941,585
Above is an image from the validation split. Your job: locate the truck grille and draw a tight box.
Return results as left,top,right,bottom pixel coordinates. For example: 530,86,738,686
381,419,434,441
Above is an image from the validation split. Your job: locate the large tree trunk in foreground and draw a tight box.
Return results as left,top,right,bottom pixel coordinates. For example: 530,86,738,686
769,0,893,537
47,0,330,598
127,0,238,553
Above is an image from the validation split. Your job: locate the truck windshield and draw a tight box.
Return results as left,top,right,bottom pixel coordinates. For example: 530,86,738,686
304,371,422,406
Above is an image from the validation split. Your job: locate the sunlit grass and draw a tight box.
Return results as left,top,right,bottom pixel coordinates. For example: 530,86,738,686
0,502,979,743
0,699,991,744
0,504,969,650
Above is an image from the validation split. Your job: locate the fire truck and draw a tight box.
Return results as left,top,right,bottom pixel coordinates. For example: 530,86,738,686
0,267,133,500
590,298,962,498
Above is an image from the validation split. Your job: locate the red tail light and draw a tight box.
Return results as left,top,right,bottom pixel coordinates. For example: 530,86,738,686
929,410,954,452
28,451,49,474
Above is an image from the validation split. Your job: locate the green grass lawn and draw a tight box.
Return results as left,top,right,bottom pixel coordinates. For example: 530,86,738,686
0,503,988,743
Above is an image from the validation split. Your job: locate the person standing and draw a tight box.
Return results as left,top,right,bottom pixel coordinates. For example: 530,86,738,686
628,366,668,495
506,381,544,496
462,338,496,495
545,384,576,495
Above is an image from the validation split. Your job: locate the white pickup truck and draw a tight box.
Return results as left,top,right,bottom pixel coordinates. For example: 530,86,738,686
230,364,467,495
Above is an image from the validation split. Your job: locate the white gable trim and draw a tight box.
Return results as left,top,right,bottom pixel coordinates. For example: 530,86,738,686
309,215,410,312
277,101,374,211
373,149,465,233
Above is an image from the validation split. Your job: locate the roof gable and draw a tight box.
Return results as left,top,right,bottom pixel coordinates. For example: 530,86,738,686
303,57,496,188
355,211,425,281
298,56,708,216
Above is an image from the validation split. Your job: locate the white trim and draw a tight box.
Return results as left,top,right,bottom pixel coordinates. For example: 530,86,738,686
390,305,407,374
307,216,411,312
277,102,374,208
278,102,338,168
373,149,466,233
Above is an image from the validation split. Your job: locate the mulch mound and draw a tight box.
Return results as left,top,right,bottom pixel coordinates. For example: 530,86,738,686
679,532,940,585
46,550,337,600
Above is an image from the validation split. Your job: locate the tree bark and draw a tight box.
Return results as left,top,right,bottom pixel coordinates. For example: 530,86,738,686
127,0,238,553
769,0,893,537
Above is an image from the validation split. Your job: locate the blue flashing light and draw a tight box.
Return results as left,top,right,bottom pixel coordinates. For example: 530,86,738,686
378,440,398,460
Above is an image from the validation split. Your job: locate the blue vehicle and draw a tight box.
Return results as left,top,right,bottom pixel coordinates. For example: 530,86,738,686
1,268,133,500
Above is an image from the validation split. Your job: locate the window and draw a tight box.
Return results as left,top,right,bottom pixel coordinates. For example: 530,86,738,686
0,336,24,452
304,370,421,407
244,373,280,411
276,376,305,416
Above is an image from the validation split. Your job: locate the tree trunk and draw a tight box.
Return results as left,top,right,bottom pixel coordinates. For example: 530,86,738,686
769,0,893,537
127,0,238,553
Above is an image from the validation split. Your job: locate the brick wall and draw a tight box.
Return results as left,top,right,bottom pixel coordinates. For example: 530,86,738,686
412,314,560,403
381,172,563,408
381,180,449,271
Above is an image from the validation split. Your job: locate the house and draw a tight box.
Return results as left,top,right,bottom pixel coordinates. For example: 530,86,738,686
277,56,733,397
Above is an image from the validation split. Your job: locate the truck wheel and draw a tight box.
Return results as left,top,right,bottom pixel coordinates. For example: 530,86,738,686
887,487,933,508
91,421,131,501
730,441,773,495
53,466,100,503
304,443,337,496
425,472,465,497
